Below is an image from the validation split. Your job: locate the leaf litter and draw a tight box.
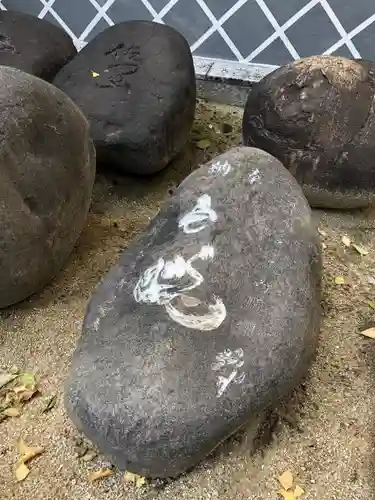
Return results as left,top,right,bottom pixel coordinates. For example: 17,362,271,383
0,369,39,422
18,372,36,388
81,450,97,462
124,471,147,488
334,276,345,285
0,371,18,390
195,138,211,150
341,235,351,247
42,394,58,414
359,327,375,339
278,470,294,490
14,438,45,482
352,243,369,256
3,407,21,417
340,234,369,256
277,471,304,499
88,468,115,482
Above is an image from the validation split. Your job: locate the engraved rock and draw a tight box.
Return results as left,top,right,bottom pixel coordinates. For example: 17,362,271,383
242,55,375,209
53,21,196,175
0,66,95,308
0,10,76,81
65,147,321,478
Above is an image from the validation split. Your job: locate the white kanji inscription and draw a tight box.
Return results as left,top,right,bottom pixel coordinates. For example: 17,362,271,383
211,348,246,397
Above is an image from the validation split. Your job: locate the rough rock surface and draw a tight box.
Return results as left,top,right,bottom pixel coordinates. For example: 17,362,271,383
53,21,196,176
0,10,76,82
242,55,375,209
65,147,321,478
0,66,95,309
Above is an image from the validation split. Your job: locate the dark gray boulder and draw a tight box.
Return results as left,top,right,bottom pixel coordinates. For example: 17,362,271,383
0,10,76,82
242,55,375,209
53,21,196,176
0,66,95,308
65,147,321,478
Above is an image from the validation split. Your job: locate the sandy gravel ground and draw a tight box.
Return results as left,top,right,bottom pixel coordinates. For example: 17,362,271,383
0,101,374,500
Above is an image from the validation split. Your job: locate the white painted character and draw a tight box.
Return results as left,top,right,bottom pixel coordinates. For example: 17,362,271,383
209,160,232,176
134,192,226,331
165,295,226,331
211,348,246,397
133,245,213,305
133,245,226,331
91,303,113,332
248,168,260,185
178,194,218,234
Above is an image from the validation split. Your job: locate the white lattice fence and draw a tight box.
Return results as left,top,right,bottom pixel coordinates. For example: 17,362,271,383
2,0,375,82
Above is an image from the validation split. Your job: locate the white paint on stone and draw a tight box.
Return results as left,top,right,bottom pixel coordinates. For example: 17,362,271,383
211,348,246,397
248,168,260,185
92,317,100,331
133,244,226,331
178,194,218,234
91,303,113,332
165,296,226,331
209,160,232,176
193,244,215,261
133,257,172,305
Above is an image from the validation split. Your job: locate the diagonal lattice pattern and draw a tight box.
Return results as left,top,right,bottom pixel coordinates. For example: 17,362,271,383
1,0,375,76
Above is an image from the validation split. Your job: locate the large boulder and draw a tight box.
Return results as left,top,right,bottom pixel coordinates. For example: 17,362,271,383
0,66,95,308
65,147,321,478
53,21,196,176
242,55,375,209
0,10,77,82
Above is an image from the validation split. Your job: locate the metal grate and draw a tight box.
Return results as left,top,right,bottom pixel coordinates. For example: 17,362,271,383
2,0,375,82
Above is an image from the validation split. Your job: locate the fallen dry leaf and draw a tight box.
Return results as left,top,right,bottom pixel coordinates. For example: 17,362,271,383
81,450,97,462
367,301,375,310
18,389,38,402
124,471,147,488
294,485,305,498
21,446,45,464
17,438,28,456
42,395,57,414
0,371,18,389
352,243,369,256
341,235,351,247
18,372,36,390
334,276,345,285
91,71,100,78
3,407,21,417
278,490,295,500
360,327,375,339
17,438,44,463
88,468,114,482
15,462,30,482
278,470,294,490
4,391,16,406
196,138,211,150
278,485,305,499
13,385,28,394
13,372,38,402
